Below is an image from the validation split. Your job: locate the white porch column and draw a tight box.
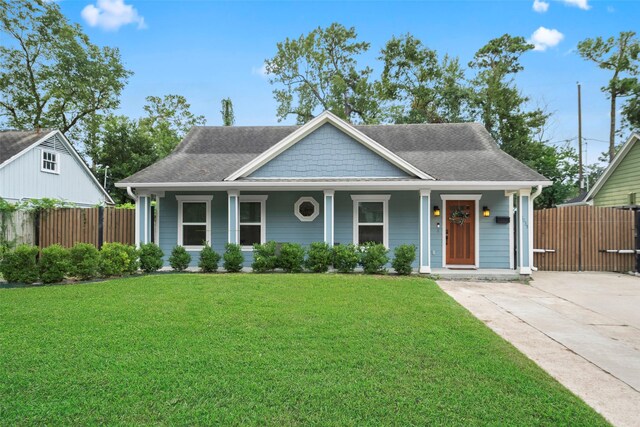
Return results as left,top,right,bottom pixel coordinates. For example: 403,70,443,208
419,189,431,273
324,190,335,246
136,194,152,246
517,188,532,275
227,190,239,244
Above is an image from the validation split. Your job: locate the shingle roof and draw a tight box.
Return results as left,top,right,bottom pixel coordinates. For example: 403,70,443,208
0,130,51,165
119,122,548,184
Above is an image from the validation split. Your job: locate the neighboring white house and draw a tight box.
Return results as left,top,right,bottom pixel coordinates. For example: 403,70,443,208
0,129,114,206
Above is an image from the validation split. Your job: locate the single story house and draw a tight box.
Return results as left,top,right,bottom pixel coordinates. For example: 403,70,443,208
116,112,551,275
561,133,640,208
0,129,114,206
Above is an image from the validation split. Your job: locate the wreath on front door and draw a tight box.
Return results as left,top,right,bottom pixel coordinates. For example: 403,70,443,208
448,207,470,226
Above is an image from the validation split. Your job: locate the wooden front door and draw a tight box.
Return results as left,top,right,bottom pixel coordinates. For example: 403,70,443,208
446,200,475,266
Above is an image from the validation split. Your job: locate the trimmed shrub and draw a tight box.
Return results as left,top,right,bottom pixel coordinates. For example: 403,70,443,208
169,245,191,271
252,241,278,273
123,245,140,274
99,242,132,277
359,243,389,274
278,243,305,273
305,242,332,273
332,244,359,273
69,243,99,280
39,244,70,284
139,243,164,273
199,243,221,273
223,243,244,273
392,244,416,275
0,244,39,284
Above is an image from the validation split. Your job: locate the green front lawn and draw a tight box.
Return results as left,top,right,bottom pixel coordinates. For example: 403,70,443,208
0,274,606,425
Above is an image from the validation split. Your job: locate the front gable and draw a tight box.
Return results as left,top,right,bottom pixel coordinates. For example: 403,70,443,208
249,123,411,178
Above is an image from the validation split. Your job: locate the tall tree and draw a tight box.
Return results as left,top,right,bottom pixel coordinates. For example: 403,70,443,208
0,0,131,134
265,23,379,124
577,31,640,162
139,94,206,158
378,34,471,124
221,98,235,126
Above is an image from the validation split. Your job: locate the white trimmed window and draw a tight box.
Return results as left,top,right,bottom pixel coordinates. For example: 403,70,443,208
176,195,212,250
351,195,390,247
239,195,267,249
294,197,319,222
41,150,59,174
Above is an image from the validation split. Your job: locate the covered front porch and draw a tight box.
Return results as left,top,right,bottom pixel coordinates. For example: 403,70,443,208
131,185,538,275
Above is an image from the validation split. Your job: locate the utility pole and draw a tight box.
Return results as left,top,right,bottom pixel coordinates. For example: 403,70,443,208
577,82,584,191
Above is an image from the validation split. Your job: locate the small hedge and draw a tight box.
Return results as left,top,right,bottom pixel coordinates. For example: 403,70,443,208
223,243,244,272
139,243,164,273
169,245,191,271
199,244,221,273
99,242,137,277
332,244,359,273
392,244,416,275
39,244,70,284
252,241,278,273
279,243,305,273
305,242,332,273
69,243,99,280
359,243,389,274
0,244,39,284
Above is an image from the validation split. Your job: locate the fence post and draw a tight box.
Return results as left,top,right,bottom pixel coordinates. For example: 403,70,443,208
635,209,640,274
98,207,104,250
34,210,40,248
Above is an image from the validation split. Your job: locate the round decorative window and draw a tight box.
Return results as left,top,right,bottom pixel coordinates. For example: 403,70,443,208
294,197,319,222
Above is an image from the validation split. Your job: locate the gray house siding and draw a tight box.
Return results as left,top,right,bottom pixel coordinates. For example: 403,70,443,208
158,189,510,270
0,135,108,206
249,123,411,178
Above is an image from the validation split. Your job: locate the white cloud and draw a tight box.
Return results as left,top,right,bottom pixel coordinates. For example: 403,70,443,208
81,0,146,31
533,0,549,12
607,5,615,13
529,27,565,51
562,0,591,10
252,63,269,78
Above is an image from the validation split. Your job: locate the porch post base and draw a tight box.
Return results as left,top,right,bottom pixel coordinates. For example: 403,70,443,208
519,267,532,275
419,266,431,274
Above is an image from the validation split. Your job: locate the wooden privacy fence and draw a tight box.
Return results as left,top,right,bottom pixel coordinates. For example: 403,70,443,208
38,207,135,249
533,205,639,272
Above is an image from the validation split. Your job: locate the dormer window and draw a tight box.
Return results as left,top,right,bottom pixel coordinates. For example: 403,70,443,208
41,150,59,174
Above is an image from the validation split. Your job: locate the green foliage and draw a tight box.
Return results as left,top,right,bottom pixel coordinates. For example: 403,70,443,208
265,23,379,124
278,243,305,273
305,242,333,273
0,0,131,134
577,31,640,161
169,246,191,272
198,243,221,273
223,243,244,273
99,242,135,277
252,241,278,273
39,244,70,284
221,98,235,126
68,243,100,280
0,244,39,284
139,243,164,273
332,244,359,273
392,244,416,275
358,243,389,274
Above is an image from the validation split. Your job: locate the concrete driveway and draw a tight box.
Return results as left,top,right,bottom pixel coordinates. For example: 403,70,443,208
439,272,640,427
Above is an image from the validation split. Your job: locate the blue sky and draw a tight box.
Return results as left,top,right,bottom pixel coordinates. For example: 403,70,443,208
57,0,639,165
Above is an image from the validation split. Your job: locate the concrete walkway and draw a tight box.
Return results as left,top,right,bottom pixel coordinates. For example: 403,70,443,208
439,272,640,427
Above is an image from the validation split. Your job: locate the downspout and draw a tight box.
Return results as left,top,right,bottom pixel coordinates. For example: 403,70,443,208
530,185,543,272
126,186,137,201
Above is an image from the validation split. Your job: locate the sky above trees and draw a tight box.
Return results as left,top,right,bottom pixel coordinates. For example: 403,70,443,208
54,0,639,165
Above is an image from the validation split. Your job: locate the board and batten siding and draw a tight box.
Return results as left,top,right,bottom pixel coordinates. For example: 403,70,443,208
249,123,410,178
0,135,107,206
593,138,640,207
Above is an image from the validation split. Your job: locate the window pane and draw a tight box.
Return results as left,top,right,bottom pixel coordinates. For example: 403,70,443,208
358,225,383,245
240,202,261,223
358,202,383,223
183,224,207,246
298,201,316,217
183,202,206,223
240,225,261,246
